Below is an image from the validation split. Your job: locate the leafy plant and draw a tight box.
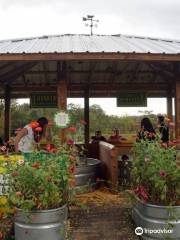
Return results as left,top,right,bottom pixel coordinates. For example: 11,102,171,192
131,137,180,205
5,148,75,211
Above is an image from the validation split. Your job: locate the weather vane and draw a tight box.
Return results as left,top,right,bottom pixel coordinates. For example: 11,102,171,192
82,15,99,35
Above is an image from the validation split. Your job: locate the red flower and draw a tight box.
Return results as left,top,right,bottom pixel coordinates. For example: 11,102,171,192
11,171,19,177
29,121,39,129
69,165,75,174
159,170,167,177
168,141,176,147
31,162,40,169
46,144,52,152
0,231,3,239
49,148,57,153
68,127,77,133
67,138,74,145
35,127,42,132
134,185,148,202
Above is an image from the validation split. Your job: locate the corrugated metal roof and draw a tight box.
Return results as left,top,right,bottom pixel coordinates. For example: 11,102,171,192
0,34,180,54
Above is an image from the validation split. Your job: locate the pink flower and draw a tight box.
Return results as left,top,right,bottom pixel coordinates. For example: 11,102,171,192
134,185,148,202
0,146,6,152
159,170,167,177
169,122,175,128
35,127,42,132
161,143,168,149
80,120,87,125
67,138,74,145
68,127,77,133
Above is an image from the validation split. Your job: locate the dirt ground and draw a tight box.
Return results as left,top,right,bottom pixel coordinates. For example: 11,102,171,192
67,187,139,240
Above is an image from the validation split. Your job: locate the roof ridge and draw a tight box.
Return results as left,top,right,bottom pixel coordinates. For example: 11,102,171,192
0,33,180,44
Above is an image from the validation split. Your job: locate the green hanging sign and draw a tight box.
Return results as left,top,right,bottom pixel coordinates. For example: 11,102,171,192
30,92,57,108
117,92,147,107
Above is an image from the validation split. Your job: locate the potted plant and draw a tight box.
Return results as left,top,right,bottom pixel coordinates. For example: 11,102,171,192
4,148,74,240
67,125,100,192
130,138,180,239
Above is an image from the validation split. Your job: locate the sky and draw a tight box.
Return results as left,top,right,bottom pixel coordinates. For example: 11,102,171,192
19,98,170,116
1,0,178,116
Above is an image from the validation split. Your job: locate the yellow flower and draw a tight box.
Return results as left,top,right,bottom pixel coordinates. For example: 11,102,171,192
0,196,7,205
0,167,6,174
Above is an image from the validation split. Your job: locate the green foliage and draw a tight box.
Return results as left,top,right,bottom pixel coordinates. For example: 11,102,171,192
0,100,164,140
5,150,72,211
132,137,180,205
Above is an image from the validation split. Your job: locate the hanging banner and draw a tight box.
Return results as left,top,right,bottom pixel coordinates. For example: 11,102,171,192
30,92,57,108
117,92,147,107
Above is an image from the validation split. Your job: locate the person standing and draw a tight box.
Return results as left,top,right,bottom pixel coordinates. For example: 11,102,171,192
157,115,169,143
15,117,48,153
137,117,156,141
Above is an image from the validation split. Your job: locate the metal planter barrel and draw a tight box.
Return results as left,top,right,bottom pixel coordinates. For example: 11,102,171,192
75,158,100,192
15,205,68,240
132,200,180,239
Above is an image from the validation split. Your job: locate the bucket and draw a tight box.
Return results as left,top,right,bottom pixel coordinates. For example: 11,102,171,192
15,205,68,240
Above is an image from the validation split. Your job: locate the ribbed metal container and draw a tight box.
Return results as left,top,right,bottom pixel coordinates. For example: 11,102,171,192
75,158,100,192
132,200,180,239
15,205,68,240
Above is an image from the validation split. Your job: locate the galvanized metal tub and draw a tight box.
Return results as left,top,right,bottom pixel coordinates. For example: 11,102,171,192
75,158,100,192
15,205,68,240
132,200,180,239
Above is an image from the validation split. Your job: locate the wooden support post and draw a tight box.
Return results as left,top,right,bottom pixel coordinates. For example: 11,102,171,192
57,62,67,144
84,87,90,145
175,81,180,139
4,85,11,142
167,91,173,140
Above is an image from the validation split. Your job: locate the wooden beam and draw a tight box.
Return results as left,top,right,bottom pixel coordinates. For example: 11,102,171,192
0,62,37,85
57,61,67,144
12,83,169,92
167,89,173,140
25,70,160,74
174,62,180,139
1,52,180,61
4,85,11,142
84,87,90,145
148,62,174,76
175,81,180,139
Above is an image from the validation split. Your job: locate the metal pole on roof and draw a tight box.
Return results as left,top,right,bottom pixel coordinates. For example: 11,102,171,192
82,15,99,35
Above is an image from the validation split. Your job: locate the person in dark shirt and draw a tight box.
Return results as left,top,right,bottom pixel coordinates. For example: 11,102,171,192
91,130,106,143
157,115,169,143
137,117,156,141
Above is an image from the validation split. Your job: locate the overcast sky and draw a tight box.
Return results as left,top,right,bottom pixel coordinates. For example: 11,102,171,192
2,0,177,116
1,0,180,40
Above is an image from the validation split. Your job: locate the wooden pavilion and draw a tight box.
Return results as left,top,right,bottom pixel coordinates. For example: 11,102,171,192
0,34,180,144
